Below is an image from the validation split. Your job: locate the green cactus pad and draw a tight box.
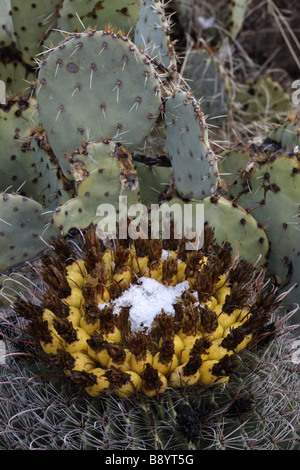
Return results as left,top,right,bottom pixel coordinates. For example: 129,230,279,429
10,0,60,66
267,116,300,152
36,29,162,180
134,160,171,204
165,89,219,200
229,153,300,309
183,49,228,125
56,0,141,36
0,0,16,47
0,96,42,200
134,0,177,78
0,47,36,95
30,130,74,210
227,0,248,38
0,192,56,273
53,141,141,235
164,194,269,268
234,76,290,124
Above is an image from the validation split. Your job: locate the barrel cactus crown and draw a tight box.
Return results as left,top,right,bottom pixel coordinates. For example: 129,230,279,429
12,224,281,399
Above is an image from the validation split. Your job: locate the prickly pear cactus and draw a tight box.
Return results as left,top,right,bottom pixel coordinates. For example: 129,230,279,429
0,192,56,273
53,141,141,234
228,152,300,314
163,194,269,268
267,115,300,152
36,29,162,180
10,0,60,66
234,76,290,124
56,0,141,36
227,0,248,39
134,0,177,80
164,88,219,200
183,48,229,125
0,96,41,200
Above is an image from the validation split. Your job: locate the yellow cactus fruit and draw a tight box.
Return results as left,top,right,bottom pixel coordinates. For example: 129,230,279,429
66,306,82,327
173,334,185,356
176,261,186,281
66,259,87,277
223,322,252,352
40,325,64,355
112,269,132,290
131,255,148,275
80,314,101,335
179,337,211,364
84,368,110,397
204,296,218,311
206,337,234,361
152,336,179,376
104,367,142,398
63,287,84,309
158,334,185,357
127,331,153,374
199,354,239,386
64,326,90,354
215,273,227,291
202,323,224,341
66,270,85,289
169,357,201,388
42,308,56,325
103,326,121,343
130,350,153,375
216,286,231,306
180,332,203,349
115,371,142,398
13,224,280,397
142,363,168,397
53,318,90,354
106,344,133,371
146,261,163,282
199,360,229,386
64,351,97,375
87,332,110,367
217,309,241,330
152,350,178,377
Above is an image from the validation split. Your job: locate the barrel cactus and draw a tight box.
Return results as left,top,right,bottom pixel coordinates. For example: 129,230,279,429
0,224,299,450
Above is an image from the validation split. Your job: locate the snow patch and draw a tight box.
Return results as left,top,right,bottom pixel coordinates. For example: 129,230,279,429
99,277,190,332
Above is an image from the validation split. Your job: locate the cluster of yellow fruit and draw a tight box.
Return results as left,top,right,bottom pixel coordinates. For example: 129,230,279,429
14,226,274,399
